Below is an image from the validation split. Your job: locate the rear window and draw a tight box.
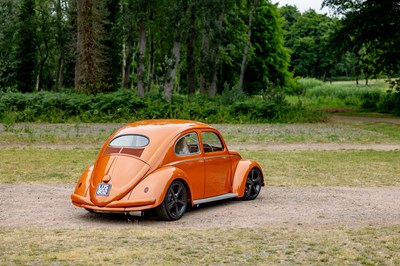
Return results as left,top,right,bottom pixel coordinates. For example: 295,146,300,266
109,134,149,147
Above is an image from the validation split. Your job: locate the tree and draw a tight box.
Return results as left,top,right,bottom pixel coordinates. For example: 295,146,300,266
237,0,259,94
323,0,400,76
162,0,188,102
0,0,19,88
198,0,225,98
75,0,109,93
15,0,37,92
282,9,334,79
324,0,400,112
185,1,197,95
243,0,292,94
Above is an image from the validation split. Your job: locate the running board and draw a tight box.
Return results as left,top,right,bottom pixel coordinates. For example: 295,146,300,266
193,193,238,205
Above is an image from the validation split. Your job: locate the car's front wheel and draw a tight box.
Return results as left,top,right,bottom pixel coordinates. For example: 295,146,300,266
243,168,262,200
156,180,188,221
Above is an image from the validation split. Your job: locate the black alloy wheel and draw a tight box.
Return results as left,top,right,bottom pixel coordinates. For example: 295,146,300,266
156,180,188,221
243,168,262,200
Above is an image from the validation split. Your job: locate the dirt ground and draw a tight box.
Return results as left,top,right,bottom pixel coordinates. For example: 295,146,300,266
1,184,399,229
1,116,399,229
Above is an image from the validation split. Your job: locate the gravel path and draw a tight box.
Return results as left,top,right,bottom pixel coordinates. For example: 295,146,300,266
1,184,399,229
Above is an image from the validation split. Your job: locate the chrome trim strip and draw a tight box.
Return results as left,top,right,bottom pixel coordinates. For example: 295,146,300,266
167,155,229,166
204,156,229,160
167,157,205,166
193,193,238,205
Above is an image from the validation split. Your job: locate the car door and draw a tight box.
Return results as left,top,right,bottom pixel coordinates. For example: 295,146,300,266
171,132,205,200
201,131,231,198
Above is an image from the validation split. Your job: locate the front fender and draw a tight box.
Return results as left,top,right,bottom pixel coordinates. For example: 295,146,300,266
232,160,264,197
127,166,192,208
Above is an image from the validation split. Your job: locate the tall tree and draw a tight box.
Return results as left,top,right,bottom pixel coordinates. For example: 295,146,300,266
283,9,334,79
198,0,225,98
237,0,259,94
186,1,197,95
35,0,53,90
121,0,135,89
54,0,67,91
323,0,400,76
243,0,292,94
75,0,109,93
0,0,19,88
15,0,37,92
135,0,148,97
163,0,188,102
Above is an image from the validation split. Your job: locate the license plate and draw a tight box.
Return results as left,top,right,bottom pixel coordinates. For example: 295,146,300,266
96,183,111,196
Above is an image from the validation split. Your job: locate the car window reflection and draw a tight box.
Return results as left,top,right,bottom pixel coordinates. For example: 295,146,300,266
175,133,200,156
201,132,224,153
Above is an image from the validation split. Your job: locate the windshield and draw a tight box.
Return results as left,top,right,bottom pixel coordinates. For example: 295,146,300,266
109,134,149,147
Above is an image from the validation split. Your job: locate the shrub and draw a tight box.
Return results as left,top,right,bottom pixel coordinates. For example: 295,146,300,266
0,89,327,124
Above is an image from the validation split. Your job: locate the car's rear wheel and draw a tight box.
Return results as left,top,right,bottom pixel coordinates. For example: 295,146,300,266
156,180,188,221
243,168,262,200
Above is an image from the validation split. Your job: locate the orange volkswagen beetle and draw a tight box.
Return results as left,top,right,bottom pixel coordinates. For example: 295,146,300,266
71,120,264,220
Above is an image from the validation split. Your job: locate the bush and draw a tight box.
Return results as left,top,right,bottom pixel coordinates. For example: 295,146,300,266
0,89,327,124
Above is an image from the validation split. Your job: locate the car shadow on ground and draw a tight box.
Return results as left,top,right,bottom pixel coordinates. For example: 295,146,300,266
76,198,246,226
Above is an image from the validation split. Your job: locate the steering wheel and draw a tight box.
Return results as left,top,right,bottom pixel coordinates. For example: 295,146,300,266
203,143,213,152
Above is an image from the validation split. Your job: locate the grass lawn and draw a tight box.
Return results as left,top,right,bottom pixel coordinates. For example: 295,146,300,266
1,227,399,265
1,120,399,265
1,118,400,146
1,148,400,186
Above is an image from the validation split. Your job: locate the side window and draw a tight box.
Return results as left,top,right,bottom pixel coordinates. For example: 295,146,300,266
201,132,224,153
174,133,200,156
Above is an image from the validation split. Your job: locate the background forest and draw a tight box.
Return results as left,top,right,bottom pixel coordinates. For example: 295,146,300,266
0,0,399,123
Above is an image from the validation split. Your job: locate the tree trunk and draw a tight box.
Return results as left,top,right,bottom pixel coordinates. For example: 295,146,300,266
186,5,196,95
148,28,155,93
208,12,224,98
237,0,259,94
55,0,64,91
36,3,49,90
137,21,146,97
122,23,133,89
208,69,217,98
164,40,182,102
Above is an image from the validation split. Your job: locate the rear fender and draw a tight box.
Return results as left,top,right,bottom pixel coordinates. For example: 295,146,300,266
128,166,192,208
73,165,93,197
232,160,264,197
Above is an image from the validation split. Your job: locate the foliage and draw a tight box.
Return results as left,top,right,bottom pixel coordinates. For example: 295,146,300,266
14,0,37,92
298,79,387,111
0,89,325,123
323,0,400,115
243,0,292,95
280,7,340,80
0,0,294,98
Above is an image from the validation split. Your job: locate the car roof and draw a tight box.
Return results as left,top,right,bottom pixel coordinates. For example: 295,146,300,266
106,120,217,165
115,119,214,138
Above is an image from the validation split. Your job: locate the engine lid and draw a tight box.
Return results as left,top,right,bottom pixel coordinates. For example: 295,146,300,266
90,155,150,207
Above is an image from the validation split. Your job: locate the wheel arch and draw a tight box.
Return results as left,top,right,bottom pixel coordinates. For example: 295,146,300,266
128,166,194,208
231,160,264,197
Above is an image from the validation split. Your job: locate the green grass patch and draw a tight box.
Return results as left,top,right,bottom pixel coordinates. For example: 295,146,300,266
1,226,399,265
2,121,399,146
242,150,400,186
2,148,399,186
0,148,98,183
289,78,394,113
217,121,400,144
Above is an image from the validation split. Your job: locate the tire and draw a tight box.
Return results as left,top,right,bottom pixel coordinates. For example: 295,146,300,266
156,180,188,221
243,168,262,200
